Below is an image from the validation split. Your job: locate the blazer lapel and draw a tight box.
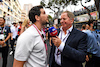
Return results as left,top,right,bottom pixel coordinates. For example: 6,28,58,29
65,28,77,45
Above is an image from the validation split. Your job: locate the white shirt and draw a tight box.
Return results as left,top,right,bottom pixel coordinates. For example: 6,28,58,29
14,25,47,67
10,25,18,39
82,30,87,32
55,26,73,65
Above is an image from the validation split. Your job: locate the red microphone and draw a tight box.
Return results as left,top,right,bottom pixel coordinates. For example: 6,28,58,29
48,27,58,37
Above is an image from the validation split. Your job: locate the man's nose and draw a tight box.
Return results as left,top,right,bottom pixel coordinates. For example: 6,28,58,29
60,19,64,23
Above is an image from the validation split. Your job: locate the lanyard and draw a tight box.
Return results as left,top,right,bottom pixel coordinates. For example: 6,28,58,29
56,30,70,56
33,24,48,52
60,30,70,42
33,24,44,42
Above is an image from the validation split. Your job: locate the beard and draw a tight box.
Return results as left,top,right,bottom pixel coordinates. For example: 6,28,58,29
41,18,48,26
42,20,48,25
42,22,46,25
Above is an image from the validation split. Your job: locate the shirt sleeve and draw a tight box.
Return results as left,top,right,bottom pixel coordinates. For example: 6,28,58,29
58,42,65,52
10,27,13,33
14,34,35,61
8,26,11,33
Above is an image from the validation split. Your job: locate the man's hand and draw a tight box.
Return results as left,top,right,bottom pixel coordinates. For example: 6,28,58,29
0,41,5,45
0,41,6,47
51,36,61,47
11,37,13,40
86,55,89,62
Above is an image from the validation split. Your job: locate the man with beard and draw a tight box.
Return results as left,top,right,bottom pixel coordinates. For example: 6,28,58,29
13,5,48,67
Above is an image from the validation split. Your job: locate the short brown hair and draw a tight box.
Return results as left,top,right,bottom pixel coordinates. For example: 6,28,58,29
62,11,74,20
29,5,43,23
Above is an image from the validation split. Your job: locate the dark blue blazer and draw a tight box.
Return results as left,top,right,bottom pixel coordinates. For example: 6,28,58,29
49,28,87,67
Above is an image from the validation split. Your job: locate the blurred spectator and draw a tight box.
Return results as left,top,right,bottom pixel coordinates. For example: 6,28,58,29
10,22,18,56
0,17,11,67
53,24,58,29
82,24,87,32
86,24,90,30
84,20,100,67
20,18,30,35
17,21,23,36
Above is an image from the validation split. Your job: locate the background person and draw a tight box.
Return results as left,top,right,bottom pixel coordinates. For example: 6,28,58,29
17,21,23,36
0,17,11,67
84,20,100,67
20,18,30,35
10,22,18,56
81,24,86,32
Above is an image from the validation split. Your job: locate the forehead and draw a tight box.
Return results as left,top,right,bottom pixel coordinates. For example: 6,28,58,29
61,13,68,18
40,8,45,13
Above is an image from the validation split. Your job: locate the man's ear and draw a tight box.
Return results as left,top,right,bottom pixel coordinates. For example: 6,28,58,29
35,15,40,21
71,18,74,24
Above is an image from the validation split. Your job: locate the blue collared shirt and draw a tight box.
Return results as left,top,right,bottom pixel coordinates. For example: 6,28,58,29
83,30,100,57
91,31,100,57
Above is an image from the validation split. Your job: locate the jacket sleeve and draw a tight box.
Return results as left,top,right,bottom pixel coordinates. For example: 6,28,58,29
62,33,87,63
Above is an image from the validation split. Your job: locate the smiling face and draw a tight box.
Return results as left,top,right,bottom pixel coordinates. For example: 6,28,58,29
0,18,5,26
60,12,74,30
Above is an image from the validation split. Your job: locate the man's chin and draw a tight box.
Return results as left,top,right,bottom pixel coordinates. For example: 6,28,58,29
42,22,47,25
